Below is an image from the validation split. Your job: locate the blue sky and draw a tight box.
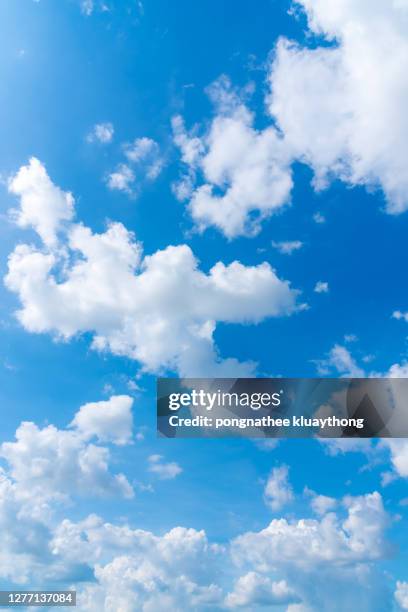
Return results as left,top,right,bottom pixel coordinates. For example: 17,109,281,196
1,1,408,610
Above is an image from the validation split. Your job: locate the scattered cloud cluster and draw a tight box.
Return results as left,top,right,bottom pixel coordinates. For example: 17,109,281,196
5,158,301,377
0,408,397,611
107,137,164,195
0,393,399,611
80,0,110,16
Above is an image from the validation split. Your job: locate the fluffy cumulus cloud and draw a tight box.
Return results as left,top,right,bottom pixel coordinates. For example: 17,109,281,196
225,572,299,608
70,395,133,446
63,489,390,611
5,159,301,377
54,520,224,612
0,415,396,612
172,77,293,238
0,396,134,501
269,0,408,212
0,397,134,585
4,486,393,610
304,488,337,516
8,157,74,247
175,1,408,237
382,440,408,479
233,492,389,569
263,465,294,511
106,163,135,193
107,137,163,195
231,491,392,610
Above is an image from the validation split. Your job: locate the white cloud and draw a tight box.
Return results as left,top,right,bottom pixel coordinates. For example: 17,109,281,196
8,157,74,247
70,395,133,446
382,440,408,479
175,0,408,237
313,212,325,224
393,310,408,322
268,0,408,213
52,490,392,610
80,1,111,16
53,518,223,611
0,468,55,584
305,489,337,516
81,0,94,15
173,77,293,238
225,572,299,608
320,438,374,457
147,455,182,480
264,465,294,511
87,122,114,144
107,137,163,195
311,494,337,516
387,363,408,377
106,164,135,194
232,491,389,568
380,471,397,487
0,397,135,585
272,240,303,255
0,396,396,610
286,605,314,612
396,581,408,610
315,344,365,377
230,491,392,611
5,159,301,377
254,439,279,452
0,397,134,501
0,442,395,611
314,281,329,294
124,137,163,180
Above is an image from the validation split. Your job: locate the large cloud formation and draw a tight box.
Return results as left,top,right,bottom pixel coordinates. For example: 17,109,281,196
0,401,399,610
5,158,301,377
172,78,293,238
0,395,135,504
175,0,408,238
269,0,408,213
0,396,134,584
